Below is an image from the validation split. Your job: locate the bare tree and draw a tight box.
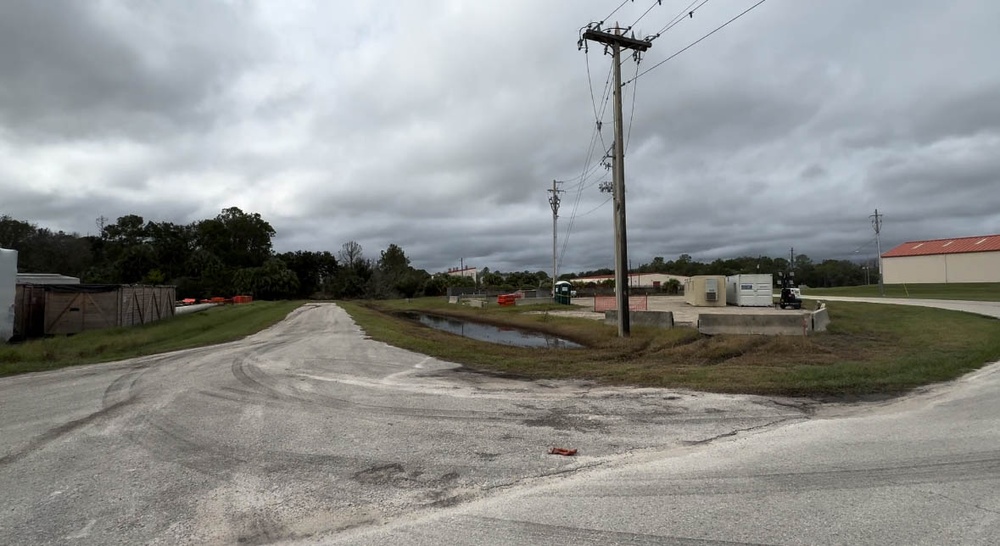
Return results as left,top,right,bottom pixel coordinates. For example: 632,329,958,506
338,241,363,268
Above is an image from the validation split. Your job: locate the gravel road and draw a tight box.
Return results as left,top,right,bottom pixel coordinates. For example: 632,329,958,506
0,303,807,544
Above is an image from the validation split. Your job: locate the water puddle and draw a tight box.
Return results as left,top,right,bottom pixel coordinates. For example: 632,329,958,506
401,312,582,349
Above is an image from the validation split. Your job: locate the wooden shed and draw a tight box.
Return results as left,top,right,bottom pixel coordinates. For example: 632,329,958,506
14,284,176,338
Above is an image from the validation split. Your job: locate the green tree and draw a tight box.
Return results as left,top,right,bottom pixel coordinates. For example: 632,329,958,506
328,243,372,299
195,207,275,270
145,221,195,281
372,243,422,299
233,258,300,300
665,278,681,294
279,250,339,298
0,215,36,250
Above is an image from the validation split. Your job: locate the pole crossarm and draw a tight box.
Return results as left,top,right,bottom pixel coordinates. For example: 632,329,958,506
582,29,652,52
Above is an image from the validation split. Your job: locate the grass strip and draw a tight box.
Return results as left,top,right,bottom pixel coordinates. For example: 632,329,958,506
804,283,1000,302
341,298,1000,397
0,301,302,377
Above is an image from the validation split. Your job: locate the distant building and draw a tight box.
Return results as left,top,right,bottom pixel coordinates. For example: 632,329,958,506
443,266,478,283
569,272,689,289
881,234,1000,284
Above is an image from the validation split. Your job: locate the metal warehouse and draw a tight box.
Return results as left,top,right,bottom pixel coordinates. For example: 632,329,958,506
881,234,1000,284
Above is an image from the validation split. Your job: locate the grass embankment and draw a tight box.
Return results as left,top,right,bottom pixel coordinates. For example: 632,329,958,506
341,298,1000,397
0,301,302,377
804,283,1000,301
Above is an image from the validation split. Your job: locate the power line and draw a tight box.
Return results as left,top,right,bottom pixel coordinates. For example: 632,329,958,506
600,0,630,26
559,119,606,263
849,235,878,255
625,0,767,86
625,59,640,152
584,47,615,154
628,0,664,31
578,196,613,218
649,0,708,40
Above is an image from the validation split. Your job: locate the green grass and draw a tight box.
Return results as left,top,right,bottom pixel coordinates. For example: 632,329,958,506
341,298,1000,397
804,283,1000,301
0,301,302,377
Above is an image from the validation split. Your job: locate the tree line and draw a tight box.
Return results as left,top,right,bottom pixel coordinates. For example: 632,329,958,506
2,209,436,300
2,209,876,300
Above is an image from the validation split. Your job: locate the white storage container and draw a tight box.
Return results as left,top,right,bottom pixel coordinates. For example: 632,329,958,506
725,273,774,307
0,248,16,342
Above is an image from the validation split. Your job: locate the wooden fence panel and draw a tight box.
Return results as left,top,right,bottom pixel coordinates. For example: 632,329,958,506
44,290,119,335
13,285,46,339
120,286,176,327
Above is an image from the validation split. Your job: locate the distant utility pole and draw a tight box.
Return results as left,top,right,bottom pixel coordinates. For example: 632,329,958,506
870,209,884,296
548,180,564,297
583,25,651,338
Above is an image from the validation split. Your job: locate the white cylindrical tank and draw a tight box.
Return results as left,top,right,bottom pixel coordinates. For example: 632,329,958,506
0,248,17,342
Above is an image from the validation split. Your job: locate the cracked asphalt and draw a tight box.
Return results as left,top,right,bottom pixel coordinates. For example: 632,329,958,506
332,360,1000,545
0,303,807,544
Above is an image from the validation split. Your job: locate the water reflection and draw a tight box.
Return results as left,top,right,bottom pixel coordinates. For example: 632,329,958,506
402,312,582,349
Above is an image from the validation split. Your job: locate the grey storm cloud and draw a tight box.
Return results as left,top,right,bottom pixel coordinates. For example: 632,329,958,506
0,0,264,142
2,0,999,274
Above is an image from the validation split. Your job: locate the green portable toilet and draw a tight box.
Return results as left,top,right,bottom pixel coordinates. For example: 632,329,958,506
554,281,573,305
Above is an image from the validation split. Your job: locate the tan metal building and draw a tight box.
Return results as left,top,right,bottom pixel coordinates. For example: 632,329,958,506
684,275,727,306
881,234,1000,284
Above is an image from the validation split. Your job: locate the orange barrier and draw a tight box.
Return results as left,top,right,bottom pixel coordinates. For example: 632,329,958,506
497,294,517,307
197,296,254,305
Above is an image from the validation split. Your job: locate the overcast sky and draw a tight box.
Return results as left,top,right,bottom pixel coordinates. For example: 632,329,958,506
1,0,998,274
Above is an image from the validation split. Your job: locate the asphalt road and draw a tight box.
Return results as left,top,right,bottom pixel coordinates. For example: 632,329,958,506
320,298,1000,545
329,361,1000,545
0,303,806,544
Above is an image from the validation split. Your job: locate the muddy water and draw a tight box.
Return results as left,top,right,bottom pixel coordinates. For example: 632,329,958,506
402,312,582,349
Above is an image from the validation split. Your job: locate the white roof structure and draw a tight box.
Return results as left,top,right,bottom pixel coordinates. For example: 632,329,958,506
16,273,81,285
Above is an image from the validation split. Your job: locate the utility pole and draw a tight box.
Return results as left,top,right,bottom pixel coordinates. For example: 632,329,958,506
870,209,884,296
548,180,564,297
583,25,651,337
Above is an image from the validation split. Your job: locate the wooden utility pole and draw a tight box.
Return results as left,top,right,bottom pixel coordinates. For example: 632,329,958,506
870,209,884,296
583,26,651,337
548,180,563,297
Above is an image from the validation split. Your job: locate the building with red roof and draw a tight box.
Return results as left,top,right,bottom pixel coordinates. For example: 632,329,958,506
881,234,1000,284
